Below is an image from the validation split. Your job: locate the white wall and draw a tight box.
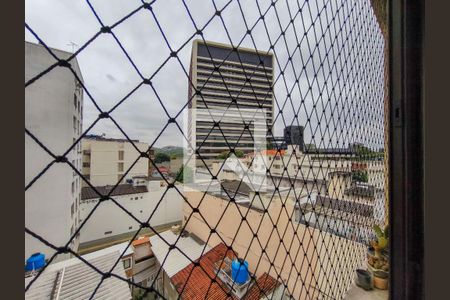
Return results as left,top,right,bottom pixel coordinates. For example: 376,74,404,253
25,42,82,261
79,180,183,244
82,138,149,187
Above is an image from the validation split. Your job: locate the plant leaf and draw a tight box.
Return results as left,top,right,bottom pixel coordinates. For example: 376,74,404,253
373,225,383,237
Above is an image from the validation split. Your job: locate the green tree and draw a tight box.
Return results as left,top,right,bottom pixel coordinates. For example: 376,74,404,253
352,170,368,183
176,165,193,183
154,152,170,163
217,149,244,159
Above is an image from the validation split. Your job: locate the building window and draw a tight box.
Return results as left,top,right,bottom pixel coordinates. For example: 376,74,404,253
83,162,90,168
117,174,122,183
104,231,112,235
118,162,124,172
135,197,138,200
123,258,131,270
71,203,74,217
118,150,124,160
71,182,75,195
73,116,76,131
129,226,133,230
74,94,77,109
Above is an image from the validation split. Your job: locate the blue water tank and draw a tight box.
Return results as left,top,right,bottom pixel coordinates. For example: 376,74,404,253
25,253,46,271
231,258,249,284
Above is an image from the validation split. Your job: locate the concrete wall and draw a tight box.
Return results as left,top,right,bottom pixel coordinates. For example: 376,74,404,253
170,158,183,174
82,138,149,186
25,41,82,261
182,190,366,299
79,180,183,244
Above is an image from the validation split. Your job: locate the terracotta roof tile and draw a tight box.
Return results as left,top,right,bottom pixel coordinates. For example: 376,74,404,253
171,243,279,300
243,273,280,300
132,236,150,247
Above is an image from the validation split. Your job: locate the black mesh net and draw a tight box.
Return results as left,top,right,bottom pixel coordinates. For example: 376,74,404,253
25,0,388,299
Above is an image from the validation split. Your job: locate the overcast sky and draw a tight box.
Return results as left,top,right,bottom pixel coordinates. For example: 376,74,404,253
25,0,385,149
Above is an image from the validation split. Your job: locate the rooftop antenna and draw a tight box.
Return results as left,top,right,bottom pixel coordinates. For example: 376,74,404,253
67,41,78,53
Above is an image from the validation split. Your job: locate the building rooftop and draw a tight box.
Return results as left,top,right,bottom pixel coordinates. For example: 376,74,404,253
25,242,132,300
221,180,253,197
132,236,151,247
247,149,286,157
150,230,210,278
314,196,374,218
81,184,148,200
171,243,280,300
345,184,383,198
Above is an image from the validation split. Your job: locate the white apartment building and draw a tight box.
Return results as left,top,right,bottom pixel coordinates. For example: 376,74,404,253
82,135,149,187
25,41,83,261
245,145,351,182
79,177,183,245
188,39,274,161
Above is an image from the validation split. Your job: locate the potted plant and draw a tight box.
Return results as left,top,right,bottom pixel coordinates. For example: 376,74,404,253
370,224,388,258
367,224,389,289
373,270,389,290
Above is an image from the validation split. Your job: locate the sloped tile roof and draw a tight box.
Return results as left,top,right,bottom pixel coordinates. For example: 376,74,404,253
171,243,279,300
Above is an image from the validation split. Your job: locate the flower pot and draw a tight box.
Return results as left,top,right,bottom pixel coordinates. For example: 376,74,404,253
355,269,373,291
373,270,389,290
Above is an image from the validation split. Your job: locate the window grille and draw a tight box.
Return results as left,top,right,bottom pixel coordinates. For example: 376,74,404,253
25,0,388,299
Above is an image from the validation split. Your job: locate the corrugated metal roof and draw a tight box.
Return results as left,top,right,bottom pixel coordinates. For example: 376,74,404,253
25,243,132,300
150,230,210,278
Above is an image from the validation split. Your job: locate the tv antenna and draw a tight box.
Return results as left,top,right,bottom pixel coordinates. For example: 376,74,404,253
67,42,78,53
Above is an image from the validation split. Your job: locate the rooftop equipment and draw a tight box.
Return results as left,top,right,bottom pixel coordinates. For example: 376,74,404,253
231,258,249,285
25,252,45,272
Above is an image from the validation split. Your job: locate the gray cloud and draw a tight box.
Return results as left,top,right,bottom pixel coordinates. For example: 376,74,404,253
105,74,117,82
25,0,385,149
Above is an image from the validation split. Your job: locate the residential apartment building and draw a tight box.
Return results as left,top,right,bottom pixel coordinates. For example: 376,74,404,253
187,40,274,162
79,176,183,248
81,134,149,187
25,41,83,261
181,184,368,300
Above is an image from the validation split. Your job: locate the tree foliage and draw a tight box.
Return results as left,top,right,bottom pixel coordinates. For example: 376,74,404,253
352,170,369,183
154,152,170,163
175,165,193,183
217,149,244,159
